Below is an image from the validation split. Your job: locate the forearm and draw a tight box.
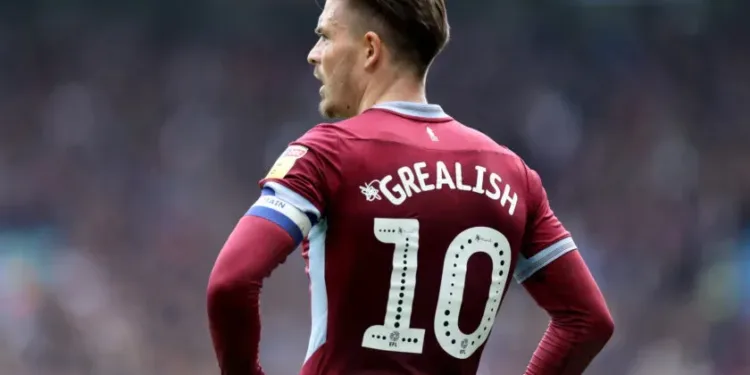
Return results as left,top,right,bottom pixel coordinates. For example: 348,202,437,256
522,251,614,375
207,277,264,375
524,315,612,374
207,216,296,375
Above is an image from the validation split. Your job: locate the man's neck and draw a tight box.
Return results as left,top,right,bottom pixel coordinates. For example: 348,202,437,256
356,74,427,115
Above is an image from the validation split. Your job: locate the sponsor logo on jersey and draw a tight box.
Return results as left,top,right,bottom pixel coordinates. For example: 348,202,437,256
265,145,308,179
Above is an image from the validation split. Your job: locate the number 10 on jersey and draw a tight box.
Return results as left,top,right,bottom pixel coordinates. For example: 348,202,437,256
362,218,512,359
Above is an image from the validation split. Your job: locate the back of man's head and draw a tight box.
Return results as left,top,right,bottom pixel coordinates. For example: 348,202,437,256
348,0,450,76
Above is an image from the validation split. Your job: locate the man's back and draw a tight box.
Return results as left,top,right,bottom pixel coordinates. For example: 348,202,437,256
295,102,572,374
207,0,612,373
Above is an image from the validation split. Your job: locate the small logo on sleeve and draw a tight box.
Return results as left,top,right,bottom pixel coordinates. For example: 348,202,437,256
265,145,309,179
282,145,308,158
360,180,382,201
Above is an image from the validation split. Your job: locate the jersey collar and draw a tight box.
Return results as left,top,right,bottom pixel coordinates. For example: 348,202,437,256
372,101,449,119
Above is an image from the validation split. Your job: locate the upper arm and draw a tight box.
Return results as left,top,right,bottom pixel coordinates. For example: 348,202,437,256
514,165,577,283
247,124,344,246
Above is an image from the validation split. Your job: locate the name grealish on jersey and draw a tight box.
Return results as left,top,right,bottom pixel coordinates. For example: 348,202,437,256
360,161,518,216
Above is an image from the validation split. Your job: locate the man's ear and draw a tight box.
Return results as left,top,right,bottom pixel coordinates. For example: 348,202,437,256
363,31,383,70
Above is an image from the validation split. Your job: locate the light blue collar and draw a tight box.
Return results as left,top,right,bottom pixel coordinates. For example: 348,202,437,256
373,101,449,119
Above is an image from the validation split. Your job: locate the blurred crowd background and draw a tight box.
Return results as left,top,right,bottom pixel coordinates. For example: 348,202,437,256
1,1,750,374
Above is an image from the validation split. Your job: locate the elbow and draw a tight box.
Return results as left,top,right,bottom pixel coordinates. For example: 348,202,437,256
206,258,261,316
207,240,267,303
207,269,233,302
588,308,615,346
206,267,237,317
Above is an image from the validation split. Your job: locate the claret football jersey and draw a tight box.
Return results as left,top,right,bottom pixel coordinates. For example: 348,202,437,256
252,101,575,375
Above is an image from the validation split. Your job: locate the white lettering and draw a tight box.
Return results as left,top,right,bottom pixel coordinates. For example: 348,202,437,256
455,163,472,191
486,173,502,200
373,161,518,216
380,175,407,205
398,166,421,197
472,165,487,194
435,161,456,190
414,162,435,192
500,184,518,216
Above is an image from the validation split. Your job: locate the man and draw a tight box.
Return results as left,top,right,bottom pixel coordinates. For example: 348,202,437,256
207,0,614,374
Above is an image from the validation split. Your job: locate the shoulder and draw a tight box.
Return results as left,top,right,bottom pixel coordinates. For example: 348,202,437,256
452,121,540,197
296,122,350,146
297,111,392,148
453,121,527,166
287,122,358,163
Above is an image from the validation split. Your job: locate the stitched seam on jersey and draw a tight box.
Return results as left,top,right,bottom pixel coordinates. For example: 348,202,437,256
514,237,577,283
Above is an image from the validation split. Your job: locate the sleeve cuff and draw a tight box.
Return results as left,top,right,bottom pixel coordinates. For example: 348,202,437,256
514,237,577,283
